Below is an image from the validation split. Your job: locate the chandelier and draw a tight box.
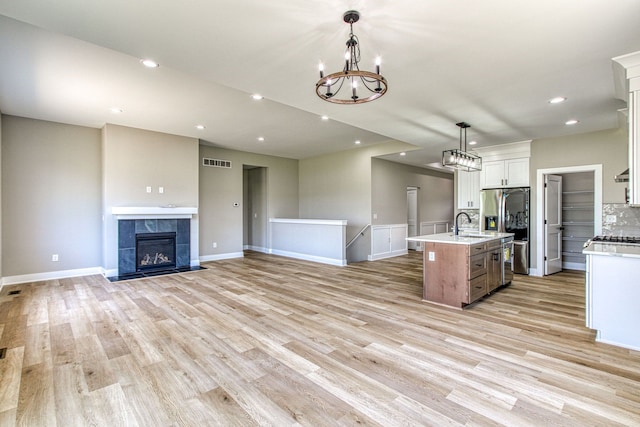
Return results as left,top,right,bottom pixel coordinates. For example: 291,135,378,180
442,122,482,171
316,11,388,104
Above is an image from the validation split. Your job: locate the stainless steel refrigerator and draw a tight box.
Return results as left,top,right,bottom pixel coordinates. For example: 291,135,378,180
480,187,530,274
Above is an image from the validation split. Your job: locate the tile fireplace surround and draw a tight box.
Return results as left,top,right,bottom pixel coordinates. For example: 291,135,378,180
111,207,199,280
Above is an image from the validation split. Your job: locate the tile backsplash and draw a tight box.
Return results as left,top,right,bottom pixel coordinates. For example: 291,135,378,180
603,203,640,236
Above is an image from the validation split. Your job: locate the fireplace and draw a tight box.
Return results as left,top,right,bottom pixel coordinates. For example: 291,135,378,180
116,218,191,278
136,232,176,272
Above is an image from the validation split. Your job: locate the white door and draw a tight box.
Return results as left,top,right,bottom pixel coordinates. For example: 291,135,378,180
407,187,418,250
544,174,563,275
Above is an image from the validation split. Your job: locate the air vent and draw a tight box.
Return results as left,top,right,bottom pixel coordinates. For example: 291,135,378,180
203,158,232,168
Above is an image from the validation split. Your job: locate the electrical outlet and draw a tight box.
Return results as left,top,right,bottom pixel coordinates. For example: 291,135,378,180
212,242,217,248
146,186,152,193
606,214,617,223
428,251,435,261
159,186,164,194
52,254,59,262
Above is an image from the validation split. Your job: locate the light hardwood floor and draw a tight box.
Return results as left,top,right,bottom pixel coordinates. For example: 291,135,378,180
1,251,639,426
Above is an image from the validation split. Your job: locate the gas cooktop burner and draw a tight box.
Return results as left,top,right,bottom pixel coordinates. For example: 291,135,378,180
591,235,640,244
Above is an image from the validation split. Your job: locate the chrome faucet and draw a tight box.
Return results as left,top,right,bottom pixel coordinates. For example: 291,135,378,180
454,212,472,235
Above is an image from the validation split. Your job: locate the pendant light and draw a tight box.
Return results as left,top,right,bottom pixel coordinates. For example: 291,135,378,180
442,122,482,171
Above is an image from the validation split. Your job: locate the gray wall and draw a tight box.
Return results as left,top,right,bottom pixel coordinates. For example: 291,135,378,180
102,124,199,272
199,146,298,258
529,126,628,271
299,141,415,262
1,116,102,276
371,158,454,225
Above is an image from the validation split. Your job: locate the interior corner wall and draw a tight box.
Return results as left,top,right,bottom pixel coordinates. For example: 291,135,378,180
199,146,298,259
529,126,628,272
102,124,199,274
371,158,454,225
298,141,415,261
1,115,102,277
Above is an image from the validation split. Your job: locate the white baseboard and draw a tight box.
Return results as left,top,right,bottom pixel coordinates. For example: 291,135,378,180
270,249,346,267
243,245,269,253
368,250,408,261
562,262,586,271
199,252,244,263
2,266,104,286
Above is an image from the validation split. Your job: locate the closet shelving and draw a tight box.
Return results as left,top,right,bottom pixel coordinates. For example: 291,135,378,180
561,187,594,269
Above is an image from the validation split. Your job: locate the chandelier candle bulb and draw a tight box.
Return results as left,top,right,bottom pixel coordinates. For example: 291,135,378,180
375,57,381,74
319,63,324,78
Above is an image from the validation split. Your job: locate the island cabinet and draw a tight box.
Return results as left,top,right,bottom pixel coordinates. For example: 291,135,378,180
422,239,501,308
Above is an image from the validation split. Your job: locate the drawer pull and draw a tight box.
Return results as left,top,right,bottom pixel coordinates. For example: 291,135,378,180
475,263,483,267
475,286,483,290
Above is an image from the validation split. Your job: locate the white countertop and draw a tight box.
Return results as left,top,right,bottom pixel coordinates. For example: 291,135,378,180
407,232,514,245
583,242,640,259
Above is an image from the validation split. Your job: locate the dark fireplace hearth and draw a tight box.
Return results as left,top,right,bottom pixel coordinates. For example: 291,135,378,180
136,232,176,272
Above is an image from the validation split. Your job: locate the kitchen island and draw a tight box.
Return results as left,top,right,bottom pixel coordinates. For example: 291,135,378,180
583,242,640,350
408,232,514,309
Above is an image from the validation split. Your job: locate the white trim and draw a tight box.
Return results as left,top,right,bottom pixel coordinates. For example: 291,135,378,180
2,267,103,286
269,218,347,226
269,249,346,266
562,261,586,271
473,140,532,162
112,206,198,219
595,337,640,352
368,249,408,261
535,164,602,277
243,245,269,253
199,252,244,262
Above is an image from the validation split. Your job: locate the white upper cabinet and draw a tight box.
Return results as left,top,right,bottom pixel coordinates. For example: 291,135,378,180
613,51,640,206
474,141,531,189
457,170,480,209
481,158,529,188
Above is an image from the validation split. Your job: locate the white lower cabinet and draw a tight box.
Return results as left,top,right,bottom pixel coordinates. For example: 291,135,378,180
585,252,640,350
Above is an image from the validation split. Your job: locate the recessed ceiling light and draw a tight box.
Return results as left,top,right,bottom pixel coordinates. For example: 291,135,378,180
195,125,206,130
549,96,567,104
251,94,264,100
321,115,329,120
110,107,123,114
565,119,579,125
468,140,477,145
140,59,159,68
257,137,265,142
354,140,361,145
400,152,406,156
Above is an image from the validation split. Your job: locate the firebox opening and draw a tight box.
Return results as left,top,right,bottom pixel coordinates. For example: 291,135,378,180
136,232,177,272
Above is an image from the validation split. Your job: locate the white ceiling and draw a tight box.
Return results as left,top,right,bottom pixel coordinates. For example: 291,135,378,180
0,1,638,169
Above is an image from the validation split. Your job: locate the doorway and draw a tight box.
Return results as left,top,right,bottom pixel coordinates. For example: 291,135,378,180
407,187,419,250
243,165,268,252
536,165,602,276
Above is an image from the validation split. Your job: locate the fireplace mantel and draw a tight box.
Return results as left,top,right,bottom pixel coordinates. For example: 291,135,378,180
112,206,198,220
